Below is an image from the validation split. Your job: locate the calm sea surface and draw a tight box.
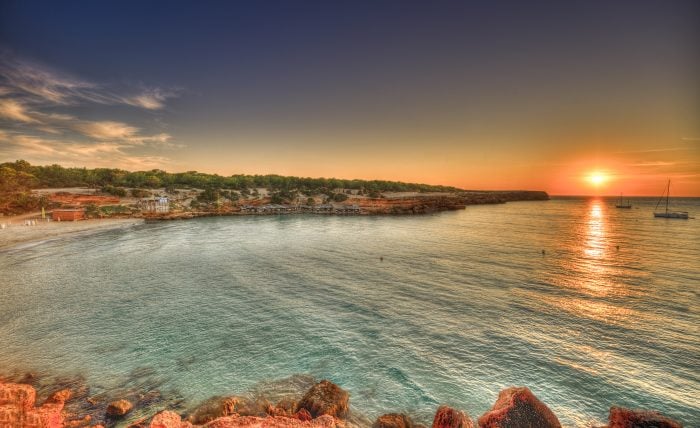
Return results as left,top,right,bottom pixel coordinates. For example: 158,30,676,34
1,197,698,426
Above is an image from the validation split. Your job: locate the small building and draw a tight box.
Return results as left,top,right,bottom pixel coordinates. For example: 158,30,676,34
140,197,169,213
51,208,85,221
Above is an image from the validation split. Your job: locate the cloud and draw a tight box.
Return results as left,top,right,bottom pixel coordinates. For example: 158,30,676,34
629,161,676,167
0,132,175,170
125,89,175,110
69,120,173,146
0,51,177,109
0,99,39,123
0,51,182,170
72,120,139,140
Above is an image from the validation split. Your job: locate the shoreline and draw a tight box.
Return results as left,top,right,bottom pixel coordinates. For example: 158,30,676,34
0,218,144,251
0,370,684,428
0,194,549,248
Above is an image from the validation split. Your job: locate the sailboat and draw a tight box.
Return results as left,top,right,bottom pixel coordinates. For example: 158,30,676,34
615,193,632,209
653,180,688,219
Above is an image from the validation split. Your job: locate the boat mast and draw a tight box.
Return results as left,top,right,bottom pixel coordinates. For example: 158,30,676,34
666,180,670,213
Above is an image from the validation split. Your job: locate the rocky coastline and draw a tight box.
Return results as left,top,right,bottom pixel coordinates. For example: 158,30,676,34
143,191,550,220
0,374,683,428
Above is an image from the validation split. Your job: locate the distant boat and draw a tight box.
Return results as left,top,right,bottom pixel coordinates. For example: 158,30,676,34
653,180,688,219
615,193,632,209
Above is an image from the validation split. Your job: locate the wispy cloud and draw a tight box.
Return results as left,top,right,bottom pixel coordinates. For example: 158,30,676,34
124,88,175,110
0,132,175,170
0,51,181,169
0,51,178,109
0,99,39,123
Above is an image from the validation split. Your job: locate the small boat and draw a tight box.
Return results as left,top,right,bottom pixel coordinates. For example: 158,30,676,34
615,193,632,209
654,180,689,219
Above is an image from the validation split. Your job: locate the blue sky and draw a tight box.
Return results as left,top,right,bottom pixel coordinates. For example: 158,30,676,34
1,1,698,194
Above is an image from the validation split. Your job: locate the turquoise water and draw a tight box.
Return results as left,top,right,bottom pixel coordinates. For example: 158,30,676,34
1,197,698,426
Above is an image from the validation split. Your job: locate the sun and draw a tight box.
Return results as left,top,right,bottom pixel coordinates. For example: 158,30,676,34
587,171,608,186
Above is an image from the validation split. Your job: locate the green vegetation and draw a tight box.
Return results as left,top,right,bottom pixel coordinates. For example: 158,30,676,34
130,188,151,198
0,160,462,214
101,185,127,197
84,203,100,218
99,205,132,216
0,160,45,214
1,160,461,193
332,193,348,202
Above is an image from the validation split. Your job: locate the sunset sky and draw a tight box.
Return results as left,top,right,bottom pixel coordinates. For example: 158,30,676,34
1,1,698,195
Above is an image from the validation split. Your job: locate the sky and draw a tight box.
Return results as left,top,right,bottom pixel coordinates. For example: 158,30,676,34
0,1,698,195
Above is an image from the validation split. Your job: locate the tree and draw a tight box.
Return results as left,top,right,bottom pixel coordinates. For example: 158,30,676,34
333,193,348,202
84,203,100,218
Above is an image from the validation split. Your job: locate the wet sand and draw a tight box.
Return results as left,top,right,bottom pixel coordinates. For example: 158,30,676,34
0,218,144,250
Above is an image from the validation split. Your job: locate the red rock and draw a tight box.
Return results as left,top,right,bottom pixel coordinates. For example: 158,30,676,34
294,409,312,422
0,382,37,411
267,399,297,417
432,406,473,428
477,387,561,428
106,399,133,417
26,403,65,428
46,389,72,404
202,414,337,427
66,414,92,427
607,406,682,428
0,382,65,428
296,380,349,419
373,413,415,428
150,410,184,428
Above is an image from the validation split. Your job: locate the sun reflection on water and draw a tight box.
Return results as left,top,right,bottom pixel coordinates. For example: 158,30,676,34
538,198,638,326
585,200,605,258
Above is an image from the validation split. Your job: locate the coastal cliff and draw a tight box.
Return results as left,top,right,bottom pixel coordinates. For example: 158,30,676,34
0,377,682,428
357,191,549,215
144,191,550,219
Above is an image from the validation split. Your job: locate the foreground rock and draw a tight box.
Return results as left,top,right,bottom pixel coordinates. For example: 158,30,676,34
0,381,64,428
607,406,682,428
189,396,252,424
296,380,349,419
477,387,561,428
432,406,473,428
150,410,194,428
151,410,337,428
106,398,134,417
373,413,416,428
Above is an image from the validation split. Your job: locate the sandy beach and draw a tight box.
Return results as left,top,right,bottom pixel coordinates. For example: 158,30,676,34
0,218,144,250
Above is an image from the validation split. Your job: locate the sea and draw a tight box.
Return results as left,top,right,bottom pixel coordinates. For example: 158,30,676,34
1,196,698,427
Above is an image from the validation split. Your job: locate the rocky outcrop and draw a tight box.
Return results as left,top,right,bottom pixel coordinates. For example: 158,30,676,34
188,395,313,424
106,398,134,417
46,389,72,404
356,191,549,215
189,396,248,424
150,410,194,428
431,406,473,428
477,387,561,428
295,380,349,419
373,413,416,428
606,406,682,428
0,382,65,428
1,378,687,428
